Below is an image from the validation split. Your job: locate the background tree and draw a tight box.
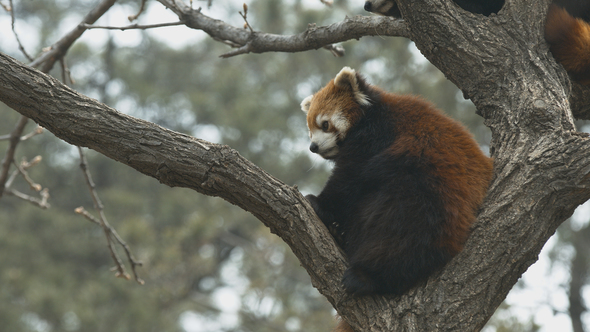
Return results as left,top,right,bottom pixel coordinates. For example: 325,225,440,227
0,0,589,331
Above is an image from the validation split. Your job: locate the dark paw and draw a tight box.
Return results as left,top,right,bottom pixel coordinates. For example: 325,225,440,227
305,194,321,214
342,267,377,296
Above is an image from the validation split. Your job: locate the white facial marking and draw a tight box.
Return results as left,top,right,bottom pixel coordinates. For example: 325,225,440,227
331,113,350,134
309,112,350,159
310,129,339,158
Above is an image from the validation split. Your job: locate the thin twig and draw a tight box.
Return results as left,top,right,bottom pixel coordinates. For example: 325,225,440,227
74,206,101,225
5,168,19,189
29,0,117,72
220,42,253,58
59,58,75,86
128,0,147,21
80,21,185,31
76,147,144,284
107,224,145,284
9,0,33,61
0,115,28,198
5,156,41,189
20,126,44,141
3,155,49,209
5,187,50,209
77,148,127,279
13,157,42,191
1,1,10,11
0,125,43,141
239,3,254,32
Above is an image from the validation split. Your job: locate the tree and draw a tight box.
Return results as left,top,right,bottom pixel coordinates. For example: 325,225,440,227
1,0,590,331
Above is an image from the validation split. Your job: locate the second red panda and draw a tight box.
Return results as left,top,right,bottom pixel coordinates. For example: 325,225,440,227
363,0,590,85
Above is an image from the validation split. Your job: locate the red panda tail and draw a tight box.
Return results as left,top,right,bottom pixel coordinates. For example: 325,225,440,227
545,4,590,84
332,315,356,332
333,319,355,332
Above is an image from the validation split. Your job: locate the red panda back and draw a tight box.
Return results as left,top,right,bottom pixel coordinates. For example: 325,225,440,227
381,93,494,255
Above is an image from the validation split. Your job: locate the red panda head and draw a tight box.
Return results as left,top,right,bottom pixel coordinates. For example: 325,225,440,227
301,67,372,159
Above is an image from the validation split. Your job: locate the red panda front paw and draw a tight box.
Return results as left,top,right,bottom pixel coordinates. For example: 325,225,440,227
305,194,321,214
342,266,377,296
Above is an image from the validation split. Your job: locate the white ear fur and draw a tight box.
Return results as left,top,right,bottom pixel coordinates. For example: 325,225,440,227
301,95,313,114
334,67,370,106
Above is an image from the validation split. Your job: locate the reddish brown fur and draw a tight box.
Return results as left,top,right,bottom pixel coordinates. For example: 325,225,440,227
545,4,590,84
379,93,493,255
334,320,355,332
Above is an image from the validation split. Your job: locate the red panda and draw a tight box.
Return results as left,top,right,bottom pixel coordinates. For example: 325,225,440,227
363,0,590,85
302,67,493,298
545,1,590,85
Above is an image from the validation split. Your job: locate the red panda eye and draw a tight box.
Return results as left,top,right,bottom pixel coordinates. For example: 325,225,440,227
321,121,329,131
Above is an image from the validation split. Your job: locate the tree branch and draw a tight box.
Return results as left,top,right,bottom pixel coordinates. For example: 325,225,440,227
156,0,410,57
29,0,117,72
80,21,186,31
0,115,28,197
5,187,50,209
9,0,33,61
76,146,145,284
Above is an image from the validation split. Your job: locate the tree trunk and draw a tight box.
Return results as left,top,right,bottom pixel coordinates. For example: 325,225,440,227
2,0,590,330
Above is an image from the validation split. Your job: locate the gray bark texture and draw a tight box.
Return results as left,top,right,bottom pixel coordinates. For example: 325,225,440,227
2,0,590,330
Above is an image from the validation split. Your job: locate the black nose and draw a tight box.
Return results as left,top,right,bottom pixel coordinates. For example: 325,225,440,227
309,142,319,153
364,1,372,11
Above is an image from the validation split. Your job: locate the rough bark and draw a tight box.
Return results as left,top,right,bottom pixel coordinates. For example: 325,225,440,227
2,0,590,330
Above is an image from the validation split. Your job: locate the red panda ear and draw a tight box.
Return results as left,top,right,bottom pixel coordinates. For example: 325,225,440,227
334,67,371,106
301,95,313,114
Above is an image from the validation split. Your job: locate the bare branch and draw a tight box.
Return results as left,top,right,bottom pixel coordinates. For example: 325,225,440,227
29,0,117,72
0,115,29,197
128,0,147,21
74,206,100,225
74,206,130,280
0,1,10,11
5,156,41,189
13,158,42,191
239,3,254,33
0,126,43,141
2,155,49,208
9,0,34,61
76,147,144,285
20,126,44,141
80,21,185,31
156,0,409,56
5,187,50,209
59,58,74,86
